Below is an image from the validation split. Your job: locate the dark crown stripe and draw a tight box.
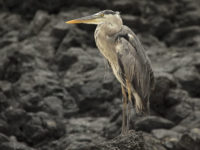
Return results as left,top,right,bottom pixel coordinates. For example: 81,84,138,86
103,10,116,15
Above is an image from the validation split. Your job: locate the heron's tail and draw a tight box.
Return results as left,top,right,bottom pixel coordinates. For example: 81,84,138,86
132,91,150,115
126,80,150,115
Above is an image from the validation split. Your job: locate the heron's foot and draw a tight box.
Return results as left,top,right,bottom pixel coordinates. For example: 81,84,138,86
121,127,129,135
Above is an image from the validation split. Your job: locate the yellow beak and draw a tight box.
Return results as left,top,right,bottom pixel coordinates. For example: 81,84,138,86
66,15,102,24
66,19,94,24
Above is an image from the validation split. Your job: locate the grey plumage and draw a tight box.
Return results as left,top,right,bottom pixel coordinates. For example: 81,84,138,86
66,10,154,134
94,14,154,114
115,26,154,113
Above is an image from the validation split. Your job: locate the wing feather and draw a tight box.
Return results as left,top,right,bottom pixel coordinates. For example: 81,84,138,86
115,25,154,113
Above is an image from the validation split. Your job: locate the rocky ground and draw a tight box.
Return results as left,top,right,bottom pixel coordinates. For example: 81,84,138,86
0,0,200,150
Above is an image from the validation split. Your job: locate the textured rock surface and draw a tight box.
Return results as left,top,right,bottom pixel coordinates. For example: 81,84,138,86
0,0,200,149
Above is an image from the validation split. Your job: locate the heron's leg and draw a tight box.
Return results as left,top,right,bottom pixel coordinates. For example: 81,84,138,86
121,85,128,135
126,80,133,132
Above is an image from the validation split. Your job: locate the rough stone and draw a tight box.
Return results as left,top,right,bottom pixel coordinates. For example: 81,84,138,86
179,111,200,129
29,10,50,35
150,72,177,115
174,66,200,97
165,26,200,46
0,136,35,150
0,133,9,143
165,89,189,107
122,15,150,33
176,128,200,150
134,116,175,132
165,102,192,123
152,129,181,140
40,96,64,116
143,133,167,150
152,129,181,149
21,112,65,145
94,130,145,150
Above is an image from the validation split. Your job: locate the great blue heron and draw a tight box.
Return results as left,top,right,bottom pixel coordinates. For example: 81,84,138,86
66,10,154,134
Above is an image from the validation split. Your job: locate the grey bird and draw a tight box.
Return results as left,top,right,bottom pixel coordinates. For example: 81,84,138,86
66,10,154,134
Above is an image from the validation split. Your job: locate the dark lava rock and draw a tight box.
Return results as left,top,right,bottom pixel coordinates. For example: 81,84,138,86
0,133,9,143
150,72,177,115
177,10,200,27
63,117,107,150
57,27,94,51
179,111,200,129
50,21,70,49
0,136,35,150
2,108,65,146
20,112,65,145
165,102,192,123
165,26,200,46
152,129,180,140
20,93,44,113
93,130,145,150
13,69,63,99
143,133,167,150
152,129,181,149
0,42,43,83
176,128,200,150
2,0,68,18
172,125,188,134
149,16,173,39
165,89,189,107
112,0,141,14
29,10,50,35
0,12,26,47
0,91,9,113
134,116,175,132
122,15,150,33
2,108,30,136
0,119,9,135
54,47,78,71
174,66,200,97
62,47,121,116
0,81,12,97
48,130,164,150
40,96,64,117
0,12,25,35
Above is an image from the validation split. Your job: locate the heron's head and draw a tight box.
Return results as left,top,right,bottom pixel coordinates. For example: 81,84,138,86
66,10,121,25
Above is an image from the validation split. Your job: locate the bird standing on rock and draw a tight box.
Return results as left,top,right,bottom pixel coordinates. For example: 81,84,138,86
66,10,154,135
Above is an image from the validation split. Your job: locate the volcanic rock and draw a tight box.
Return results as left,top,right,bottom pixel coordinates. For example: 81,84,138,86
134,116,175,132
